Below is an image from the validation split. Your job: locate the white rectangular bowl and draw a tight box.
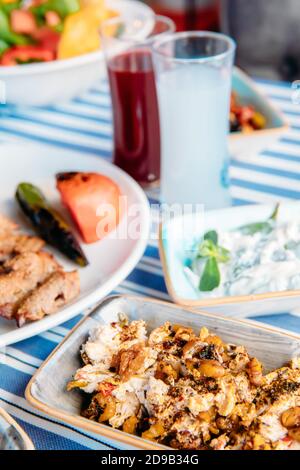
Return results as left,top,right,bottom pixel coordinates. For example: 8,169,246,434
159,202,300,318
229,68,289,161
26,295,300,450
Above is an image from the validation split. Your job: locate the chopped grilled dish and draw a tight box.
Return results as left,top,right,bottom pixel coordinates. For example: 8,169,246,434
68,317,300,451
16,182,88,267
16,270,80,327
0,251,60,319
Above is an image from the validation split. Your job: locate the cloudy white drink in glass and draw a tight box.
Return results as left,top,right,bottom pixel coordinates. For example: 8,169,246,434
153,32,236,208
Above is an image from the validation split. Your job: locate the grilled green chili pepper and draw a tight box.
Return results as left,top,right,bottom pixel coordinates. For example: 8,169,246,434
16,183,88,267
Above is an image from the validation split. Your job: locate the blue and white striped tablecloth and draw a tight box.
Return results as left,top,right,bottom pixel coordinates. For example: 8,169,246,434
1,77,300,450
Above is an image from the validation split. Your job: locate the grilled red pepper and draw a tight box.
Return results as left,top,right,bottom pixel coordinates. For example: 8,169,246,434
1,44,54,65
32,27,60,53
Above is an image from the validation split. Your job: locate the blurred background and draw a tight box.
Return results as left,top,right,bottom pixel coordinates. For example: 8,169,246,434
144,0,300,82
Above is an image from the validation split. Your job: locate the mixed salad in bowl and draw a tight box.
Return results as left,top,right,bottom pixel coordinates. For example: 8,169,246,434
0,0,118,65
0,0,153,104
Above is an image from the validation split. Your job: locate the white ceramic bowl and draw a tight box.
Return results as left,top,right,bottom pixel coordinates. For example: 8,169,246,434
229,68,288,160
159,202,300,318
0,0,154,106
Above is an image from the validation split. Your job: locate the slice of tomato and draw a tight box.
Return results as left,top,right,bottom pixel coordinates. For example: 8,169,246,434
10,10,37,36
1,45,55,65
32,27,61,53
56,172,122,244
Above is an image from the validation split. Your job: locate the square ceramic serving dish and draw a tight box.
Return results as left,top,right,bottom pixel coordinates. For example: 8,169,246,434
25,295,300,450
159,202,300,318
230,68,288,160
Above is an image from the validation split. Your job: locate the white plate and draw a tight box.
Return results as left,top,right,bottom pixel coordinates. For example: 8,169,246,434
159,202,300,318
0,143,150,347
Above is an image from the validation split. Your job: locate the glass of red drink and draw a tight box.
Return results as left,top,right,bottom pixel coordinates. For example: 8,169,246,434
101,14,175,187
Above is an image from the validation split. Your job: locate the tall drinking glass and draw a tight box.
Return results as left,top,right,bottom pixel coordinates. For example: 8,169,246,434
153,32,236,208
101,15,175,187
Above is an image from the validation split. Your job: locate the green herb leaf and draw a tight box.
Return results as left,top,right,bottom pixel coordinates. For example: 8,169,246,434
196,234,230,292
0,2,22,16
238,204,280,235
49,0,80,17
216,245,230,263
285,240,300,251
0,38,9,56
270,203,280,221
239,221,273,236
204,230,218,245
0,9,30,46
31,0,80,21
199,258,221,292
197,239,216,259
197,238,230,263
0,9,10,32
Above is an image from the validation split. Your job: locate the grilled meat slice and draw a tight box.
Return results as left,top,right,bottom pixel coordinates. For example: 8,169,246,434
0,251,60,319
16,270,80,326
0,234,45,262
0,214,18,235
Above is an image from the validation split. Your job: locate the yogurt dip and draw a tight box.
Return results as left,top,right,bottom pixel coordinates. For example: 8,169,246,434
188,218,300,298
